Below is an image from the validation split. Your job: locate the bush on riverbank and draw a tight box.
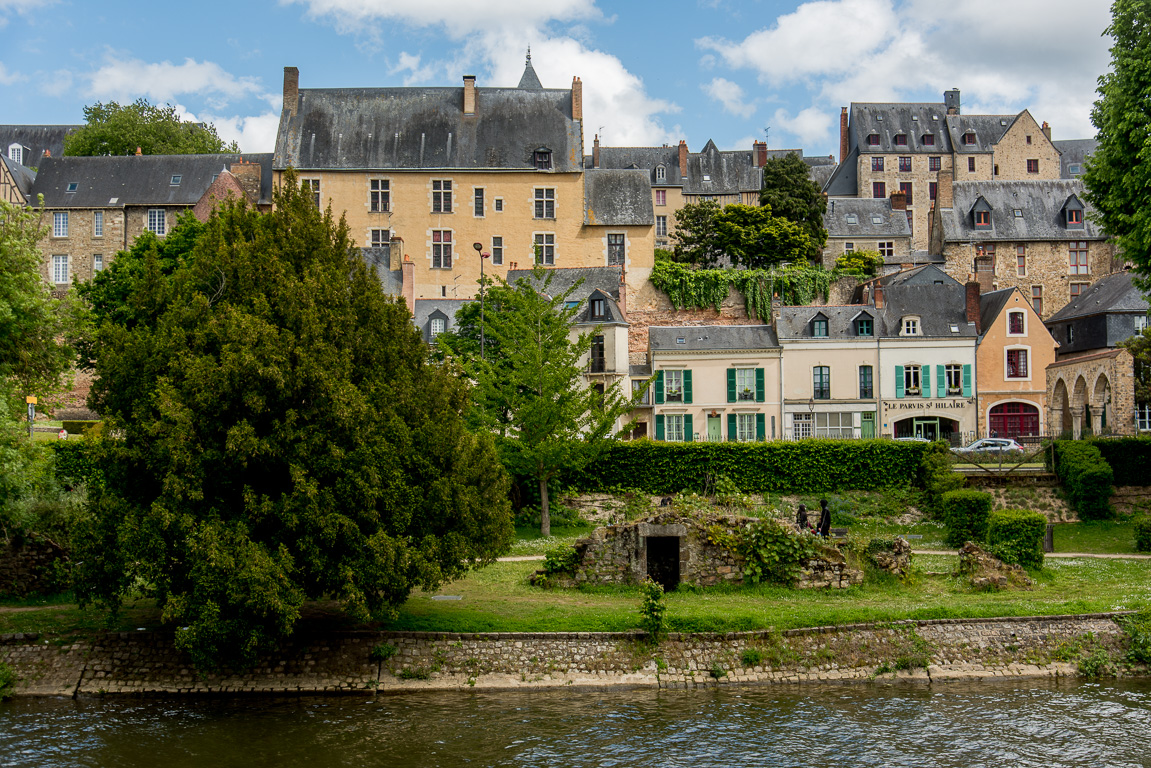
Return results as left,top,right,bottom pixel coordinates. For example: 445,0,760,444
1134,516,1151,552
1089,437,1151,487
1050,442,1114,520
943,490,993,548
987,509,1046,569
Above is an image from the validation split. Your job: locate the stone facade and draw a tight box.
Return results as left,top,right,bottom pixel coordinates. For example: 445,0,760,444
1047,348,1137,436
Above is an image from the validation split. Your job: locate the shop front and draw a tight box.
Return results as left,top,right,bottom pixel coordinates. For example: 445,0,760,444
881,397,976,444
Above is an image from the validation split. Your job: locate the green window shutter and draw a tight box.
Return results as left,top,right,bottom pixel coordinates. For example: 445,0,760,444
921,365,931,398
655,414,665,441
936,365,945,398
727,369,737,403
963,364,973,397
683,369,693,404
728,413,737,441
684,414,694,442
895,365,905,398
755,367,766,403
654,371,664,405
756,413,766,441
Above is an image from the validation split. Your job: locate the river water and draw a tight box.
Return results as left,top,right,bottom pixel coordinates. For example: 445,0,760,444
2,679,1150,767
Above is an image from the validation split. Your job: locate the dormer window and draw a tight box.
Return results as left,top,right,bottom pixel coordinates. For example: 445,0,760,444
894,134,907,146
867,134,880,146
591,297,606,319
655,164,666,182
963,132,976,145
975,210,990,226
812,315,829,337
534,148,552,170
972,197,993,230
902,317,920,336
1064,195,1086,229
1068,209,1083,225
856,316,873,336
430,317,446,338
7,143,22,165
921,133,935,146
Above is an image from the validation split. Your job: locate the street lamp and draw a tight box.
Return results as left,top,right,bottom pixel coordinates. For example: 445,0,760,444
472,242,489,359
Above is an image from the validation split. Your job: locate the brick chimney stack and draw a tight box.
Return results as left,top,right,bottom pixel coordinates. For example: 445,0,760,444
284,67,299,117
617,267,627,317
753,140,767,168
678,140,688,177
592,134,600,168
937,168,954,209
135,146,142,156
890,190,907,210
839,107,849,163
463,75,476,115
874,283,884,309
1042,121,1052,140
571,76,583,121
966,280,981,333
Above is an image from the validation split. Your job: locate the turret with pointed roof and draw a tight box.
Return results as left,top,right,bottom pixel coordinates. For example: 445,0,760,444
518,47,543,89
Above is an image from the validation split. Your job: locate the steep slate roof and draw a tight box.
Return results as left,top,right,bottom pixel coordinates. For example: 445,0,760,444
412,298,472,342
1,155,35,197
977,287,1016,339
945,114,1016,153
583,169,654,225
359,247,403,297
592,146,683,185
860,265,979,338
825,198,911,238
1053,139,1096,178
682,140,761,194
1045,271,1149,323
506,266,622,302
649,325,779,352
274,81,580,172
823,147,858,196
808,161,838,191
30,153,274,207
0,125,82,167
848,102,954,155
939,180,1104,242
777,305,877,340
572,288,626,325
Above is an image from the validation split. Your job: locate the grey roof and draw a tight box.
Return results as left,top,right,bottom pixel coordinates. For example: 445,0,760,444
274,83,580,172
517,58,543,90
506,266,622,302
682,140,762,194
649,324,779,352
1,154,35,197
0,125,82,168
592,146,683,186
572,288,627,325
583,169,654,225
849,103,954,154
1045,271,1149,323
778,305,878,340
940,180,1104,242
823,147,858,196
859,265,979,338
825,198,911,238
808,161,837,191
30,153,274,208
978,287,1016,339
945,114,1015,153
359,247,403,296
630,363,652,377
1053,139,1096,178
412,298,472,342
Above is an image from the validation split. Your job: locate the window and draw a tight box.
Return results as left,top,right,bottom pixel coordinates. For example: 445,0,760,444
430,317,446,338
591,298,606,319
926,157,941,173
53,212,68,238
1136,315,1148,334
975,210,991,226
432,180,452,213
903,318,919,336
813,366,830,399
899,182,913,204
147,209,166,236
1069,242,1089,274
491,236,503,266
370,179,390,212
1070,282,1088,300
655,165,666,182
856,317,873,336
1008,310,1025,335
170,175,181,186
1068,326,1075,344
815,412,854,438
1027,159,1039,174
432,230,452,269
656,215,667,238
301,178,321,207
859,366,873,398
1017,246,1027,276
945,364,963,395
66,182,78,193
52,255,68,284
534,188,555,219
844,242,855,253
468,188,483,217
1026,135,1033,145
845,214,858,225
655,189,667,206
899,156,912,172
1032,286,1043,315
872,181,886,199
1007,349,1029,379
1067,208,1083,226
370,229,390,247
494,198,504,212
1139,405,1151,432
590,335,605,372
93,254,103,272
867,134,880,146
968,157,976,172
879,241,894,258
922,134,935,146
735,368,757,401
894,134,907,146
665,414,685,442
1069,163,1082,175
904,365,921,395
812,316,828,337
664,370,683,403
607,233,625,266
8,143,22,165
93,211,103,237
736,413,757,442
793,413,812,438
872,157,884,172
963,132,976,145
535,233,555,265
534,149,552,170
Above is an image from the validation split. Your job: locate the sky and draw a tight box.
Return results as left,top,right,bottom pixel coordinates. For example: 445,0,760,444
0,0,1115,157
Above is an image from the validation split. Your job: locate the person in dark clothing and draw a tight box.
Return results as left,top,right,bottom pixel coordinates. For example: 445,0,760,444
795,504,809,531
817,499,831,538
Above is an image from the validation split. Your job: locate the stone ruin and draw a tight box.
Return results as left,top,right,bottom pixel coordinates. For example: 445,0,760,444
956,541,1035,590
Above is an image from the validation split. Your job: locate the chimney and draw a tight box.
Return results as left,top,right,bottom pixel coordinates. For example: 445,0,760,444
592,134,600,168
890,190,907,210
229,160,262,203
937,168,954,209
678,140,688,177
463,75,477,116
753,140,767,168
284,66,299,117
1042,121,1051,141
571,76,583,121
966,280,981,333
401,254,415,314
945,88,961,115
42,149,50,158
874,283,885,309
839,107,849,163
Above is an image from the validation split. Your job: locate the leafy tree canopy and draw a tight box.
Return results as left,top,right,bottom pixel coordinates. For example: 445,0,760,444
834,249,883,277
671,201,812,269
75,171,512,669
1083,0,1151,288
63,99,239,157
1120,326,1151,406
760,152,828,260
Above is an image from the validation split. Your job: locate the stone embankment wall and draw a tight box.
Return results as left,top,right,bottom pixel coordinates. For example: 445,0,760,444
0,536,67,598
1,613,1137,697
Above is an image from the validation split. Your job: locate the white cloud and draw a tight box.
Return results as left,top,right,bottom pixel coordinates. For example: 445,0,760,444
195,110,282,153
703,78,755,119
283,0,600,36
85,56,265,109
770,106,834,148
0,0,48,26
0,61,24,85
38,68,72,97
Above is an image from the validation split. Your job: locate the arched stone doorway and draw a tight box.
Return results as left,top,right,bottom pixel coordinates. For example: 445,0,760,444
989,402,1040,439
1052,378,1071,437
1091,373,1112,433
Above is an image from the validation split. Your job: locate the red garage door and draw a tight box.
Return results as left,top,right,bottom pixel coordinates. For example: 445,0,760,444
989,402,1040,438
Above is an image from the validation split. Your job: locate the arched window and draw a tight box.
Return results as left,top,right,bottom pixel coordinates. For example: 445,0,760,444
655,164,666,182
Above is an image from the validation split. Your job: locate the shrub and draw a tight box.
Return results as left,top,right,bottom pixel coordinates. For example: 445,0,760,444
1134,516,1151,553
738,518,820,585
639,578,668,643
986,509,1046,569
0,662,14,701
942,489,993,547
918,441,964,518
1052,441,1114,520
540,545,579,576
46,441,104,490
740,648,765,667
1089,437,1151,487
370,642,398,662
1118,609,1151,665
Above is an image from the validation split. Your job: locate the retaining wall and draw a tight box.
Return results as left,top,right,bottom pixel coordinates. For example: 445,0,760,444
1,613,1138,697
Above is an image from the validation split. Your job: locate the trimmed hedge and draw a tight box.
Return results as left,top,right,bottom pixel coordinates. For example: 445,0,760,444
987,509,1046,569
46,440,104,489
1051,441,1114,520
566,439,929,494
942,489,993,548
1089,437,1151,487
1135,516,1151,553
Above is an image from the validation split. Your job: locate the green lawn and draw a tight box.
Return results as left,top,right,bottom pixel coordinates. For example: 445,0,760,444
1052,521,1142,554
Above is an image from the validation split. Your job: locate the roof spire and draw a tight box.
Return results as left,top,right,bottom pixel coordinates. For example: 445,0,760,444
517,46,543,89
526,46,531,65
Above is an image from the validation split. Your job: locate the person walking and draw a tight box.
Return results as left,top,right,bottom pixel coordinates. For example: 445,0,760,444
795,503,809,531
817,499,831,538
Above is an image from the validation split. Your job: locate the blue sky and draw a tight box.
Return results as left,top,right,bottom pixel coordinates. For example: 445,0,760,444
0,0,1114,156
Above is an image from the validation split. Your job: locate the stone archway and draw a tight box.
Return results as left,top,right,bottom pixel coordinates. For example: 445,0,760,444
1051,378,1071,437
1091,372,1113,434
1072,375,1089,438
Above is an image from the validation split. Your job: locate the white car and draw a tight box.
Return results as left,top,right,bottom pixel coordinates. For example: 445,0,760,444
953,437,1024,454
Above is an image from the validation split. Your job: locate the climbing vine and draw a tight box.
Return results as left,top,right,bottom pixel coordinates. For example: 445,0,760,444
649,261,838,320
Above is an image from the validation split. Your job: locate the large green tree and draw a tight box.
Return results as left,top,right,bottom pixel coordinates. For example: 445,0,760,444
759,152,827,261
1083,0,1151,287
75,172,512,668
441,270,640,536
64,99,239,156
671,201,811,269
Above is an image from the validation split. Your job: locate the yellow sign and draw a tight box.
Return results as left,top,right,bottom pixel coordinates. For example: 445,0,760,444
25,396,37,404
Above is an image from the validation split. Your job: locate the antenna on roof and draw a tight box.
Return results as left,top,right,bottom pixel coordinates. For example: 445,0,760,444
764,126,770,149
526,46,531,65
